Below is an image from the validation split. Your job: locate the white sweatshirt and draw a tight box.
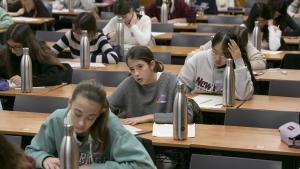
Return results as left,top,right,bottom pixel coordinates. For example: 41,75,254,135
287,0,300,17
198,40,266,70
103,15,152,46
179,49,254,100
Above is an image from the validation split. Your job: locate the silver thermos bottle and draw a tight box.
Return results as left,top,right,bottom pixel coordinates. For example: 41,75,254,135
223,59,235,107
60,124,78,169
80,30,90,69
2,0,8,11
253,21,262,51
173,81,188,140
68,0,74,12
139,6,145,15
116,17,124,58
21,48,32,93
161,0,168,24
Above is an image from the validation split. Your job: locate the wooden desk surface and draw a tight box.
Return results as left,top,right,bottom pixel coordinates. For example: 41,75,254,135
0,110,48,136
239,95,300,112
12,17,54,25
95,2,113,8
264,51,300,61
0,28,6,33
0,84,65,97
44,84,115,98
255,69,300,82
148,45,197,57
196,14,247,22
191,124,300,157
283,36,300,45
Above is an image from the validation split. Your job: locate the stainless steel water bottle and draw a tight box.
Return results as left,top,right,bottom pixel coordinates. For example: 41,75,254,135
115,17,124,58
139,6,145,15
223,59,235,107
161,0,168,24
80,30,90,69
173,81,188,140
2,0,8,11
68,0,74,12
60,124,78,169
21,48,32,93
253,21,262,51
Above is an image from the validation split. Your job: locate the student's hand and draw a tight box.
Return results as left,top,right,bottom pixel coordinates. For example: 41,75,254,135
151,17,159,23
121,115,153,125
79,165,90,169
9,75,21,86
129,12,138,27
268,19,274,26
16,8,24,16
228,39,241,60
56,3,64,10
107,31,116,42
43,157,60,169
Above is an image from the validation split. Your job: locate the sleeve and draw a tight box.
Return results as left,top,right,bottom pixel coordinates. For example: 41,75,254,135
25,115,60,169
36,0,51,17
268,25,282,51
246,42,266,70
145,3,160,20
32,64,65,86
107,80,127,114
180,0,196,23
0,8,13,29
130,16,152,45
154,101,194,124
94,33,119,64
89,130,156,169
102,17,117,35
285,15,300,35
79,0,96,10
287,0,299,17
51,31,70,55
178,55,197,91
233,58,254,100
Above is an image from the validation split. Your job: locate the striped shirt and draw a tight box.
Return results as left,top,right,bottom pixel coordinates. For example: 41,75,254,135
51,30,119,63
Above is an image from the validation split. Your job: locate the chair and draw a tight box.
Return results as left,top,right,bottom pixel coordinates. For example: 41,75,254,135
153,52,171,64
171,34,212,47
97,22,108,30
207,15,244,24
152,23,174,32
71,69,129,87
101,11,115,20
13,95,68,113
189,154,282,169
280,54,300,69
224,108,299,129
196,24,233,33
35,31,65,42
268,80,300,97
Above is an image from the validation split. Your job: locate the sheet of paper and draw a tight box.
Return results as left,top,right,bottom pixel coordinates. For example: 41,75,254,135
261,49,283,55
173,23,189,27
152,123,195,137
123,125,142,135
191,95,223,108
62,61,105,68
12,17,39,22
151,32,165,37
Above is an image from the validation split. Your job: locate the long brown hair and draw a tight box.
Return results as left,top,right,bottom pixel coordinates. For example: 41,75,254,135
71,80,109,153
126,46,164,72
5,23,65,70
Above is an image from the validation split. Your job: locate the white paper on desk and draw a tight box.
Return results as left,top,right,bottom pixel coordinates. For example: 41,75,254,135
173,23,189,26
52,9,88,13
152,123,195,137
261,49,283,55
12,17,39,22
152,32,165,37
123,125,142,135
191,95,223,108
61,61,105,68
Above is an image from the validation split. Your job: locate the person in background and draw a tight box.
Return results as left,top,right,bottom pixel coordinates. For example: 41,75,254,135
53,0,96,11
216,0,240,10
195,0,218,14
108,46,193,125
179,32,255,100
8,0,51,17
245,2,283,51
0,7,13,29
190,26,266,70
268,0,300,36
52,12,119,63
2,23,67,87
25,80,156,169
103,0,152,46
287,0,300,18
145,0,196,23
0,135,36,169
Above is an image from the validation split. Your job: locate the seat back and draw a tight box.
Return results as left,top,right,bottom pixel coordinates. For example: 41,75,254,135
280,54,300,69
225,108,299,129
207,15,243,24
189,154,282,169
152,23,174,32
97,21,108,30
101,11,115,20
268,80,300,97
71,69,129,87
171,34,212,47
13,95,68,113
36,31,65,42
153,52,171,64
196,24,233,33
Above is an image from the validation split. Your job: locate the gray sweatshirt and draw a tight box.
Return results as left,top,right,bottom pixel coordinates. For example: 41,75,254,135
108,72,193,123
179,49,254,100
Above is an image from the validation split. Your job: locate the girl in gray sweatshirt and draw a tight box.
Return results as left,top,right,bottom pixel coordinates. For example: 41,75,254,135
108,46,193,125
179,32,255,100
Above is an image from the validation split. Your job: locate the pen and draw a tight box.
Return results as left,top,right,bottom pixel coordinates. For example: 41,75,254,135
135,130,152,136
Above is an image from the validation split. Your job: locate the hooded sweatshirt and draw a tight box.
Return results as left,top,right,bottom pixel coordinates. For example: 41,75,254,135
25,108,156,169
179,49,254,100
